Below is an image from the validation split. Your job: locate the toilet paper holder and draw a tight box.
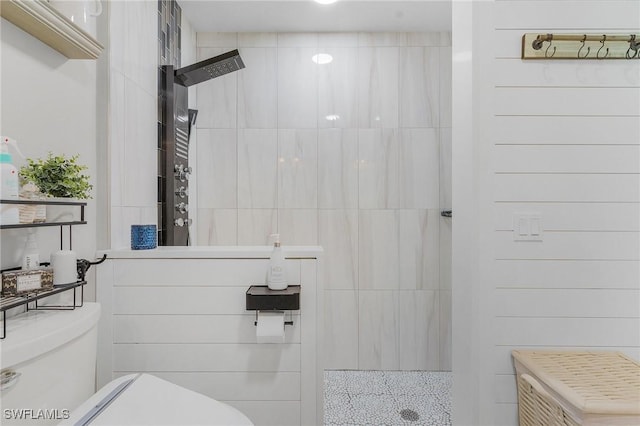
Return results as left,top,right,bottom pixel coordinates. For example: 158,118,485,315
253,311,294,326
246,285,300,326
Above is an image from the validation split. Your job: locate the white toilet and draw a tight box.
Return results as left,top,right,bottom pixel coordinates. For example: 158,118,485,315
0,303,253,426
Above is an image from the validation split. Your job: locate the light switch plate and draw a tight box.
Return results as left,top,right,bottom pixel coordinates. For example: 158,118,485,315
513,213,543,241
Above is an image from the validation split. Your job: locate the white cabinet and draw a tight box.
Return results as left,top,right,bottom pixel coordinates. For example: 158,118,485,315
0,0,103,59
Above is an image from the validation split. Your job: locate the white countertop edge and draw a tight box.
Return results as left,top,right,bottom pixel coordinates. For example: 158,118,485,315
98,246,324,259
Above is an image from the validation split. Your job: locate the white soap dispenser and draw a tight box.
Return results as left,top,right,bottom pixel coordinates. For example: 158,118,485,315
266,234,287,290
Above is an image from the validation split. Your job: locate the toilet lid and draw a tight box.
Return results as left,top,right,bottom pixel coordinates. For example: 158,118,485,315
62,374,254,426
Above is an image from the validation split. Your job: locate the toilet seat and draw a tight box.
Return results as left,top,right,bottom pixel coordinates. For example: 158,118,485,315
61,374,254,425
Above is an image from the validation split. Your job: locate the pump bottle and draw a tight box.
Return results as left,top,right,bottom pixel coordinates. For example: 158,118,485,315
0,136,24,225
22,229,40,270
266,234,288,290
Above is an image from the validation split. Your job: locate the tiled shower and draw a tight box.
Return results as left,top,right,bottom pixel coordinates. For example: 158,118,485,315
189,31,452,371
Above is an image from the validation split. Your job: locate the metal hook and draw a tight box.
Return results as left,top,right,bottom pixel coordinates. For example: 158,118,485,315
597,35,609,59
531,34,548,51
544,35,556,58
627,35,640,59
577,35,590,58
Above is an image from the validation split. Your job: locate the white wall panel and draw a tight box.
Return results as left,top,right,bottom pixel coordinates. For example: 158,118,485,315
494,116,640,145
127,372,301,401
494,59,640,87
113,259,300,286
458,3,640,422
113,314,301,344
495,289,640,318
494,174,640,202
494,29,530,59
113,343,301,372
494,231,640,260
99,253,321,426
495,88,640,116
495,374,518,404
494,259,640,289
494,145,640,173
494,317,640,347
493,1,640,29
114,287,251,314
494,203,640,232
494,403,519,426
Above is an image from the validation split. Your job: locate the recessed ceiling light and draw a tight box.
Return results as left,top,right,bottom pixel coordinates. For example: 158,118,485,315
314,0,338,4
325,114,340,121
312,53,333,65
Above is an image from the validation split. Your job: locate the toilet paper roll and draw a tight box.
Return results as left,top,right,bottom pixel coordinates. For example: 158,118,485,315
256,311,285,343
51,250,77,285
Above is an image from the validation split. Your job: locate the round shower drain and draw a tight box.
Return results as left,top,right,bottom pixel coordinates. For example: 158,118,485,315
400,409,420,422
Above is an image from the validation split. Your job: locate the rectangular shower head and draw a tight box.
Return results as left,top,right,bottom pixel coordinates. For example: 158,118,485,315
174,49,245,87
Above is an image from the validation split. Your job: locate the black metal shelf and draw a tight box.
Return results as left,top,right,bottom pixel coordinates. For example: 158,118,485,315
246,285,301,311
0,199,86,230
0,199,87,206
0,199,90,338
1,221,87,230
1,280,86,339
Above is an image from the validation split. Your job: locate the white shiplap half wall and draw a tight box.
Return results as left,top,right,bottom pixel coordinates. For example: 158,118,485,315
487,1,640,425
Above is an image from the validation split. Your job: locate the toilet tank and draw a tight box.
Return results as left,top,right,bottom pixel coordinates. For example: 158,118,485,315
0,303,100,425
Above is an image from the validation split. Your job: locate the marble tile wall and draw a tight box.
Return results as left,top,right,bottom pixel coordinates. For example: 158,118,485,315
194,32,452,371
109,0,158,249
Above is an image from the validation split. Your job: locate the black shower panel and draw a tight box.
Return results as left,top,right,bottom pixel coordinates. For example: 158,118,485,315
160,65,192,246
159,50,244,246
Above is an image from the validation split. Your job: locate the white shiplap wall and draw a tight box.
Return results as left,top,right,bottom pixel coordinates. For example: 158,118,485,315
97,253,322,426
491,1,640,424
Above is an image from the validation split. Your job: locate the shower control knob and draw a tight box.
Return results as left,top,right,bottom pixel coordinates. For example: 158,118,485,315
175,186,188,198
176,203,189,214
174,164,188,182
174,218,192,227
183,166,193,181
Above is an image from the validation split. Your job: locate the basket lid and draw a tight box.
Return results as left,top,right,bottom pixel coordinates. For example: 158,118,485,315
512,350,640,415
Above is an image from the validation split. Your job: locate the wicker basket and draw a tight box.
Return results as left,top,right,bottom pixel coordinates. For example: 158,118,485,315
18,184,47,224
512,350,640,426
518,373,580,426
18,203,37,224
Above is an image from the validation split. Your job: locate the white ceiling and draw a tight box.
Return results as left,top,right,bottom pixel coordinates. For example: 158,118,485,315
178,0,452,33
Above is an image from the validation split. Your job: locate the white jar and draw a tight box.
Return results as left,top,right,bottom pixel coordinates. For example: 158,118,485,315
51,250,77,286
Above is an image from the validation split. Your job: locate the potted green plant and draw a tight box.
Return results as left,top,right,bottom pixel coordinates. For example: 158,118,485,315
19,153,92,222
20,153,92,199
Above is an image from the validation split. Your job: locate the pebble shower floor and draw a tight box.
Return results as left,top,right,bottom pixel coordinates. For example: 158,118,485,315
324,370,452,426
